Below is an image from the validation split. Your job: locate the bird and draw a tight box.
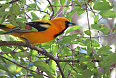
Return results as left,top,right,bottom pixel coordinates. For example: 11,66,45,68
0,17,76,45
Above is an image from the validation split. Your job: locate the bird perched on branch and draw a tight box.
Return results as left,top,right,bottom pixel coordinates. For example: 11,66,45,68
0,17,76,45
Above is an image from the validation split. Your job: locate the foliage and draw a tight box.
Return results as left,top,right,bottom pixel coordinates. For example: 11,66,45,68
0,0,116,78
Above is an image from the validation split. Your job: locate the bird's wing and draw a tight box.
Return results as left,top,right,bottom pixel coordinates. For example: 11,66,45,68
4,21,52,34
25,21,51,31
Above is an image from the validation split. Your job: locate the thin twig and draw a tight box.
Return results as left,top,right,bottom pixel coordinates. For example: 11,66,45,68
84,0,95,65
47,0,54,20
56,44,64,56
48,4,80,7
0,51,15,54
84,33,116,38
98,31,102,47
0,0,20,8
55,61,65,78
57,63,67,78
26,49,33,77
68,63,78,73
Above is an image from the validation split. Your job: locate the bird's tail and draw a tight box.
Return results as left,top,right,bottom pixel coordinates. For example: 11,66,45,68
0,24,8,28
0,24,15,32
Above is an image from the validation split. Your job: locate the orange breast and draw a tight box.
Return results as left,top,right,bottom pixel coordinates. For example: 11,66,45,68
19,27,58,44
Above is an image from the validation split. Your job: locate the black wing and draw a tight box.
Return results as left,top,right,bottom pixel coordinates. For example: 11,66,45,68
25,21,51,31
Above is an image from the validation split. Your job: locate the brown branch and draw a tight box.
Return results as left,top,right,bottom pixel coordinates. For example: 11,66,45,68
84,33,116,38
0,51,15,54
49,4,80,7
0,54,51,78
47,0,54,20
68,63,78,73
26,49,33,77
55,61,65,78
0,0,20,8
84,0,95,67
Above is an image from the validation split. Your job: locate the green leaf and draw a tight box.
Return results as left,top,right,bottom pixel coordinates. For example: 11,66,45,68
76,69,94,78
60,0,65,5
54,0,60,14
31,12,40,20
100,53,116,67
21,0,26,4
66,7,79,20
62,33,80,44
20,58,27,66
34,60,56,78
93,2,114,10
99,46,111,52
75,6,85,15
0,11,8,23
0,31,5,34
49,60,56,72
42,14,50,20
9,3,20,16
94,15,99,24
84,30,91,35
1,46,12,52
29,3,36,9
67,0,71,5
27,3,37,11
91,24,109,34
66,12,74,21
51,44,58,55
0,76,9,78
87,62,94,69
15,18,26,28
10,53,18,60
16,66,22,72
99,10,116,18
31,72,44,78
74,0,81,6
85,39,100,47
0,4,10,12
65,26,82,35
19,51,29,58
80,56,91,63
0,64,16,76
98,46,112,54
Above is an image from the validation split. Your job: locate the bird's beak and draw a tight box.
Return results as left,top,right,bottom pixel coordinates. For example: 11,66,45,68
68,22,76,26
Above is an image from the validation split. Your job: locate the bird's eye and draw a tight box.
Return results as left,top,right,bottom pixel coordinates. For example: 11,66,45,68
65,21,69,24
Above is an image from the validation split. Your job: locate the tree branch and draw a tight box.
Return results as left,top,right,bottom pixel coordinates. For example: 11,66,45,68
84,33,116,38
55,61,65,78
0,0,20,8
84,0,95,65
47,0,54,20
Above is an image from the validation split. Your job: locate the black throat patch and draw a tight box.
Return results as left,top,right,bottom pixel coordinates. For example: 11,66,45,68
54,21,69,38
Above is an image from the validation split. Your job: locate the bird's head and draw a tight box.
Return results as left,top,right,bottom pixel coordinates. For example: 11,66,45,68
50,17,76,29
50,17,76,37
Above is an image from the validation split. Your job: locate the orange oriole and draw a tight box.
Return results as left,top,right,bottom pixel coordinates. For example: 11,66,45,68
0,17,76,45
